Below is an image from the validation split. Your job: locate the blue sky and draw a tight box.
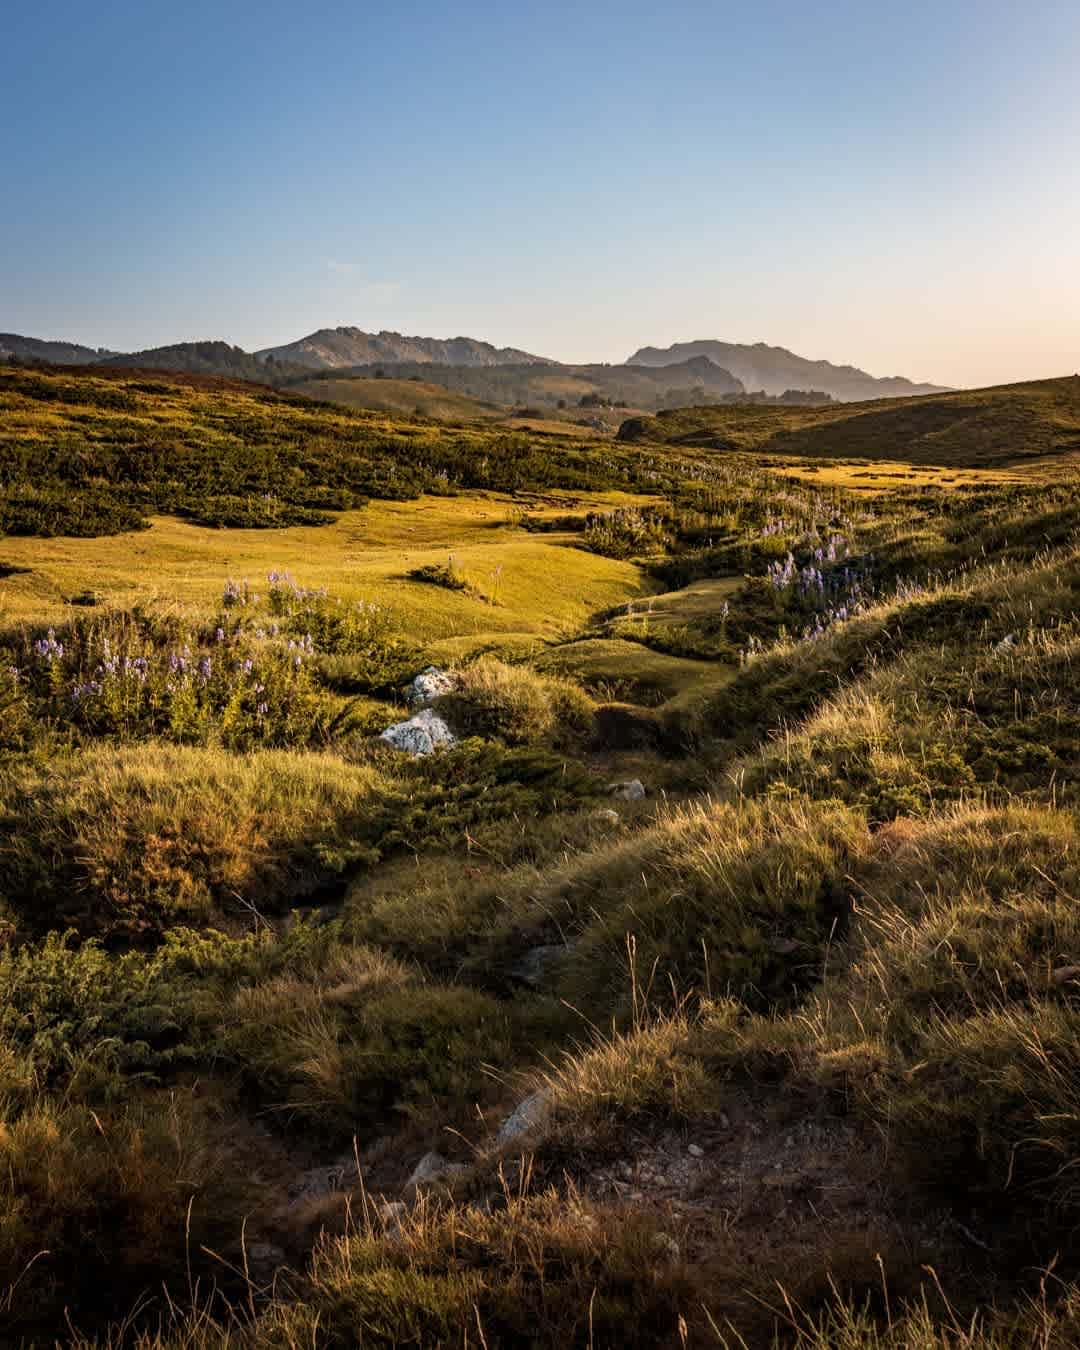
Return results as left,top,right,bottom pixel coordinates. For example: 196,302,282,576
4,0,1079,386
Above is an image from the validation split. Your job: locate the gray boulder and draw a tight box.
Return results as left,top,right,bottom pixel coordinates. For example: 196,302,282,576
380,707,457,755
245,1241,286,1286
408,665,458,707
608,778,647,801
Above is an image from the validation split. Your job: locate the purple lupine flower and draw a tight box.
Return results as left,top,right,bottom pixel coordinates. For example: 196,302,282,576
198,656,212,682
34,629,65,663
215,627,226,643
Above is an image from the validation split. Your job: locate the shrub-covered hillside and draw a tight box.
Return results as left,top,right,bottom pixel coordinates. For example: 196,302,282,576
1,367,1079,1346
0,364,674,537
619,374,1080,468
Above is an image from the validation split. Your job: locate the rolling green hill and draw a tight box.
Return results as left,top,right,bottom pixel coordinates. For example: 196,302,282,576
291,373,504,421
619,374,1080,467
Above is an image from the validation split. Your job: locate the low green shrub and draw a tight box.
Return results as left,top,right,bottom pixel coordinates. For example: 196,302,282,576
436,658,594,747
0,744,388,939
223,947,522,1133
484,795,868,1021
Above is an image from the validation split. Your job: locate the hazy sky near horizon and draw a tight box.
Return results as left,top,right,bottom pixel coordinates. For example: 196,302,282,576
4,0,1079,388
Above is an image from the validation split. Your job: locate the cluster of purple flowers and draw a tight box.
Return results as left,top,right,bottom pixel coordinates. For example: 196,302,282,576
268,570,327,601
286,632,315,666
813,534,847,564
33,629,65,664
798,587,870,642
222,579,259,608
767,552,798,589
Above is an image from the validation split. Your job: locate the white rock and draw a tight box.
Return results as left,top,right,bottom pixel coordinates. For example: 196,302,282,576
593,808,622,824
687,1143,704,1158
408,665,458,707
496,1088,551,1146
405,1151,469,1191
608,778,646,801
380,708,457,755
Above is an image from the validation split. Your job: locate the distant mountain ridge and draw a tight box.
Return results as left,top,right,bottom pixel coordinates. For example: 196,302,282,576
255,327,553,370
4,327,947,403
0,333,117,365
96,340,291,381
626,340,949,401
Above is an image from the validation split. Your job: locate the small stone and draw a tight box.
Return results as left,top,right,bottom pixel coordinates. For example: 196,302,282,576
405,1151,469,1192
496,1088,551,1146
593,808,621,824
687,1143,704,1158
608,778,646,801
509,945,566,988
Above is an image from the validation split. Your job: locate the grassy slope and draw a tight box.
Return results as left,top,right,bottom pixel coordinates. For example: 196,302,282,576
291,374,504,421
622,373,1080,467
4,364,1080,1345
0,494,660,634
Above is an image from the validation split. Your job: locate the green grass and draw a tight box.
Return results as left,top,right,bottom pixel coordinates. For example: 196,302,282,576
0,495,660,631
0,744,389,939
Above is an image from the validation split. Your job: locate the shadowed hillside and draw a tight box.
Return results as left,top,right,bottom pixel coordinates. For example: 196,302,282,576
619,374,1080,467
